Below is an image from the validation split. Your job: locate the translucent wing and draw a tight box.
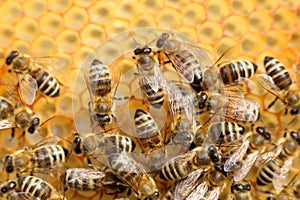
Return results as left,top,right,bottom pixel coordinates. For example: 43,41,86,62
8,192,41,200
31,56,67,71
214,46,240,66
26,135,62,151
154,63,167,90
255,143,284,166
273,157,294,191
17,73,37,105
0,119,15,130
233,150,259,182
256,74,285,103
182,43,214,68
173,169,204,200
66,168,105,186
224,139,250,172
168,54,195,83
207,187,221,200
186,181,208,200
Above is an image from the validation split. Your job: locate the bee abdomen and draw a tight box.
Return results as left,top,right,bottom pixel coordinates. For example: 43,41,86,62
33,145,67,168
141,82,164,108
18,176,52,200
31,68,60,97
103,135,136,154
0,97,14,119
257,160,281,186
208,122,245,144
65,169,102,191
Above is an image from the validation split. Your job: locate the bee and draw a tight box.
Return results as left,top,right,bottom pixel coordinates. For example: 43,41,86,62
231,181,252,200
195,91,260,124
133,47,167,108
3,137,69,175
5,50,65,105
84,59,115,130
134,109,164,153
255,130,300,191
159,145,222,181
108,151,160,200
62,168,128,195
73,132,136,164
156,32,216,93
257,56,300,109
0,96,15,120
0,175,66,200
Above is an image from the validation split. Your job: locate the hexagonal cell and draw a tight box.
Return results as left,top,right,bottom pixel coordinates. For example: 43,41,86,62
265,29,289,52
197,20,224,44
290,29,300,54
177,26,198,41
11,40,30,54
215,37,239,55
64,6,89,30
24,0,46,18
48,0,72,13
80,24,106,47
207,0,231,21
115,0,139,19
181,3,206,26
0,23,14,47
139,0,164,12
241,32,265,54
130,14,157,28
50,115,73,138
223,15,249,37
32,34,55,56
105,18,129,35
0,1,21,23
59,92,76,115
40,12,63,35
249,10,272,33
156,8,181,29
273,7,296,30
230,0,256,15
56,29,80,52
15,17,38,41
256,0,279,10
89,1,116,24
74,0,96,7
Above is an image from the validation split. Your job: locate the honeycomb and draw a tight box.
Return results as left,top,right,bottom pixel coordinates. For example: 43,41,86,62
0,0,299,199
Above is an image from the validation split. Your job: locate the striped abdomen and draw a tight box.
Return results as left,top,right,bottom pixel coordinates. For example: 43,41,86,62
87,59,112,97
101,135,136,154
30,68,60,97
140,79,164,108
0,97,14,119
134,109,163,152
264,56,292,90
257,159,282,186
18,176,54,200
219,60,257,86
208,121,245,144
32,145,68,168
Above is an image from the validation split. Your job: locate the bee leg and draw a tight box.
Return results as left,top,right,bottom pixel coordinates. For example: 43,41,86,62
267,96,279,109
9,128,15,141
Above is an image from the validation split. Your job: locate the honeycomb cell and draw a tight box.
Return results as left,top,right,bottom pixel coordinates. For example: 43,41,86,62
50,115,73,138
80,24,106,47
223,15,249,37
156,8,181,29
24,0,46,18
139,0,164,12
0,23,14,47
281,0,300,7
256,0,279,10
105,18,129,35
177,26,198,41
11,40,30,54
181,3,206,26
40,12,63,35
53,51,72,75
48,0,72,13
89,1,116,24
74,0,96,7
215,37,239,56
73,46,95,69
130,14,156,28
56,29,80,52
15,17,38,41
0,1,21,23
33,97,56,121
165,0,187,8
249,10,272,33
197,20,223,44
74,110,91,132
290,29,300,54
278,48,298,68
207,0,231,21
32,34,55,56
59,92,75,115
265,29,289,53
230,0,256,15
115,0,139,19
64,6,89,30
241,32,265,54
273,7,296,30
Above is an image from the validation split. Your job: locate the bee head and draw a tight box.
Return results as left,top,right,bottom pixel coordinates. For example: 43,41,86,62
5,51,19,65
0,181,17,197
28,117,40,134
4,155,13,173
290,131,300,145
156,33,169,48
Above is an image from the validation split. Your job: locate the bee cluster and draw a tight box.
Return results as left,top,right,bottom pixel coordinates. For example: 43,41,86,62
0,29,300,200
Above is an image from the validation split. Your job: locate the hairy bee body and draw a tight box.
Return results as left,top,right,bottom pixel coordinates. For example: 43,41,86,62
140,81,165,108
0,176,65,200
231,181,252,200
0,97,14,120
218,60,257,86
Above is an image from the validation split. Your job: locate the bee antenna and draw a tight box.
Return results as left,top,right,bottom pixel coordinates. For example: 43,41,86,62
40,116,55,127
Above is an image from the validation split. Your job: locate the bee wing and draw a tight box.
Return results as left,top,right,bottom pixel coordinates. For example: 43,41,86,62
31,56,67,71
173,169,204,200
256,74,286,103
66,168,106,186
255,143,284,166
17,73,37,105
224,139,250,172
186,181,208,200
273,157,294,191
168,54,195,83
214,46,240,66
8,192,41,200
183,43,214,68
25,136,62,151
207,187,221,200
154,63,167,89
233,150,259,182
0,119,16,130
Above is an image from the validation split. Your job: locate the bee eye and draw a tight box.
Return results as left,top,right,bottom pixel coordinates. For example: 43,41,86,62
8,182,16,189
1,186,8,194
6,166,13,173
33,118,40,125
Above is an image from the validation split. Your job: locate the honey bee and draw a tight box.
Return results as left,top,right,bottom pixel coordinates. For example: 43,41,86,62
73,132,136,164
0,175,66,200
134,109,164,153
257,56,300,110
133,47,167,108
156,32,216,92
159,145,222,181
231,181,252,200
84,59,115,130
62,168,128,195
108,151,160,200
0,96,15,120
5,50,65,105
255,130,300,191
2,137,69,175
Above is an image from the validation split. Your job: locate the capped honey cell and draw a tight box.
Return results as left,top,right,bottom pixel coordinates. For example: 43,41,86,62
24,0,46,18
64,6,89,30
156,8,181,29
0,1,21,23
